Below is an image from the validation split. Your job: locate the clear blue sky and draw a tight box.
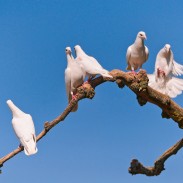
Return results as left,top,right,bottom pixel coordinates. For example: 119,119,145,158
1,0,183,182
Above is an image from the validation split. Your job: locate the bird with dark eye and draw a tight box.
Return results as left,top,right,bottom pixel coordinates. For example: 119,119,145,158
65,49,68,51
140,33,143,36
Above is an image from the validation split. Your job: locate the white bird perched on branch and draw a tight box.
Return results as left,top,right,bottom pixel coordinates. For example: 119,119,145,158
65,47,85,112
74,45,113,81
126,31,149,73
148,44,183,98
7,100,38,156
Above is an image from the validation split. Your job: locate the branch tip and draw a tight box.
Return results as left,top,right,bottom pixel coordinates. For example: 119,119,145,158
1,69,183,175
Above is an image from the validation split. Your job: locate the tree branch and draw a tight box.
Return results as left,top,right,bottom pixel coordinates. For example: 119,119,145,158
128,138,183,176
0,83,96,167
0,69,183,175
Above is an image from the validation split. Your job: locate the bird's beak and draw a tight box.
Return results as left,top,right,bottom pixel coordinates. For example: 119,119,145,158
68,50,72,56
144,35,147,40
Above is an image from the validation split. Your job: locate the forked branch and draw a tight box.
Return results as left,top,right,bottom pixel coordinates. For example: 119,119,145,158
0,69,183,176
128,138,183,176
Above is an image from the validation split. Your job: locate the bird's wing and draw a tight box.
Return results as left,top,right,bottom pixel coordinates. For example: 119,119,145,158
126,46,131,64
12,115,38,156
166,77,183,98
172,60,183,76
126,46,132,70
148,73,168,94
70,62,85,89
65,67,72,102
145,46,149,61
147,74,160,90
148,74,183,98
88,56,103,69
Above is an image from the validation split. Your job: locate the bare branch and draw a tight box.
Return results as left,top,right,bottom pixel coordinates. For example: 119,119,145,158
110,69,183,129
0,83,96,167
0,69,183,175
128,138,183,176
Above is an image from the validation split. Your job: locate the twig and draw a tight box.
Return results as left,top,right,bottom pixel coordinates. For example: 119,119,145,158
0,69,183,175
128,138,183,176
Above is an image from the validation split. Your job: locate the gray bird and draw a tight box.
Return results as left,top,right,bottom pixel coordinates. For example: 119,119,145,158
126,31,149,72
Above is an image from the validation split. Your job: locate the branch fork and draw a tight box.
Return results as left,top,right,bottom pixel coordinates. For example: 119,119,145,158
0,69,183,176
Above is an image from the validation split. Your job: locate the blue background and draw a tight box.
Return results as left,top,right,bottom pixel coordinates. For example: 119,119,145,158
0,0,183,182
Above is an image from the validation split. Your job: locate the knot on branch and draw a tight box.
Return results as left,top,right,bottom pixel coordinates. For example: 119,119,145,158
130,70,149,93
128,159,145,175
136,96,147,106
161,111,170,119
77,83,95,100
116,79,125,88
154,160,165,175
178,122,183,129
171,112,183,129
128,159,160,176
44,121,51,131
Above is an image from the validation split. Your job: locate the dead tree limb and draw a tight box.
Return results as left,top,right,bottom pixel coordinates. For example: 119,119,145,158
0,69,183,176
128,138,183,176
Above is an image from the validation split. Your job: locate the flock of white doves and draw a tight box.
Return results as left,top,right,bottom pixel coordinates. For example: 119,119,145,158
5,31,183,157
65,31,183,105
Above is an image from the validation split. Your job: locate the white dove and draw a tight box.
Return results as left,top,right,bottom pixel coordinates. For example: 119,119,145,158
126,31,149,72
148,44,183,98
65,47,85,112
7,100,38,156
74,45,112,81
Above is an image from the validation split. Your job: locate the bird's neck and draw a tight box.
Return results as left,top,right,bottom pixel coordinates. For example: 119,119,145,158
7,101,25,118
77,49,86,57
67,54,73,66
134,37,144,47
159,50,171,60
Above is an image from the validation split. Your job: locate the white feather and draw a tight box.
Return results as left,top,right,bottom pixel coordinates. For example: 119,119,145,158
65,47,85,112
74,45,112,79
126,31,149,71
172,60,183,76
7,100,38,156
148,44,183,98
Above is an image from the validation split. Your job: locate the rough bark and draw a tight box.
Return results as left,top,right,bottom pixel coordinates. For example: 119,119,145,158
128,138,183,176
0,69,183,176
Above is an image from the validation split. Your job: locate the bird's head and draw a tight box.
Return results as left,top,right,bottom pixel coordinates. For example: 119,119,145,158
65,47,72,56
74,45,81,53
164,44,171,53
74,45,85,57
137,31,147,40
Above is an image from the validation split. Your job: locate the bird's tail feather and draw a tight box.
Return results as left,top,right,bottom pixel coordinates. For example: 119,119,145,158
100,69,113,78
21,136,38,156
126,65,131,71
